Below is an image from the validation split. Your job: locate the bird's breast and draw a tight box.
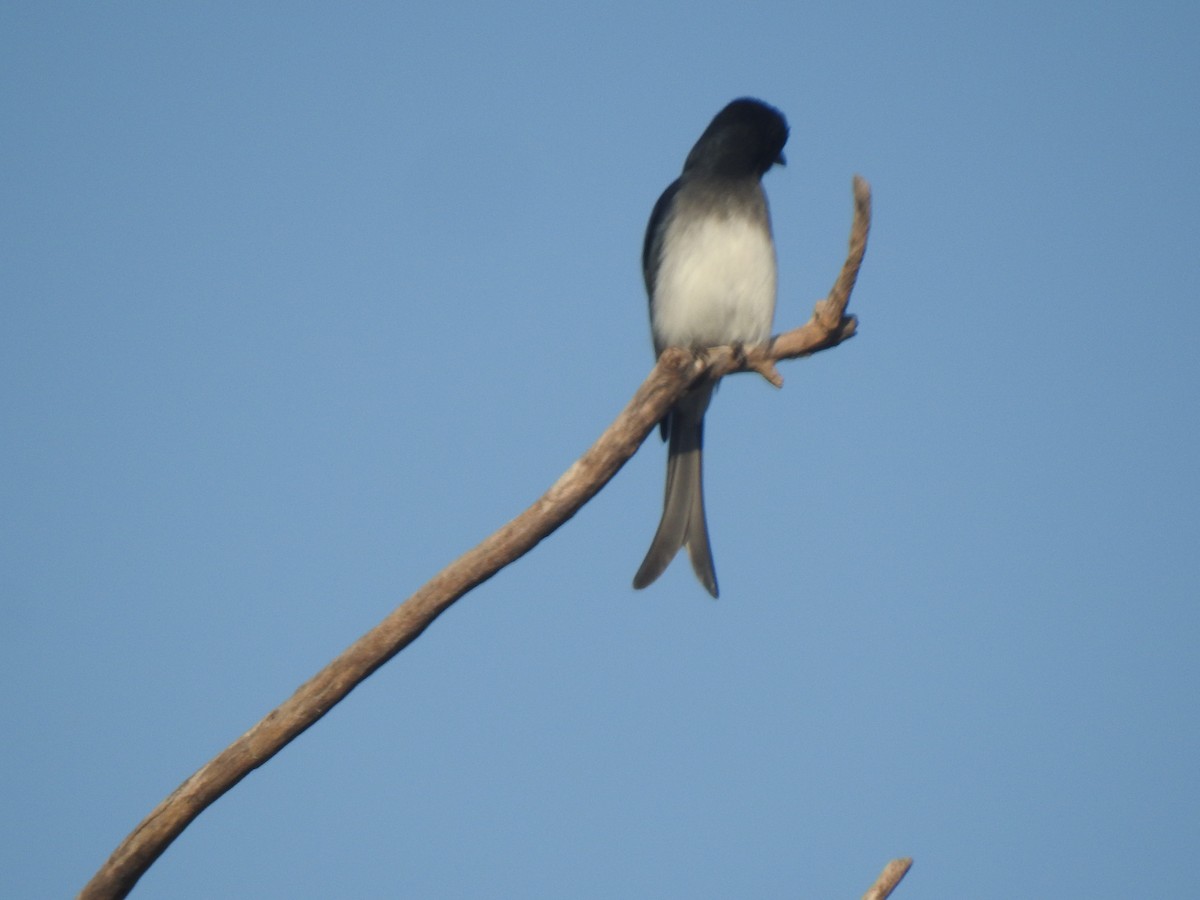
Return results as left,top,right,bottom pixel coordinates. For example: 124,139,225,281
651,214,777,352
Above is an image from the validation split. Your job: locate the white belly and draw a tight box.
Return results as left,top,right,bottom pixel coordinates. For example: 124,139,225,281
651,214,776,351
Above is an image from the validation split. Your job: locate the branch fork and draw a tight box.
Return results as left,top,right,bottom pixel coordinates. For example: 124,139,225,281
657,172,869,396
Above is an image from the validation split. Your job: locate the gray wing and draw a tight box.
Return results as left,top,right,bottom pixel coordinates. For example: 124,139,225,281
642,177,682,302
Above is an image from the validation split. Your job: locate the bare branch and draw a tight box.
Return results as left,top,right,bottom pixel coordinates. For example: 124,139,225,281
862,857,914,900
79,177,872,900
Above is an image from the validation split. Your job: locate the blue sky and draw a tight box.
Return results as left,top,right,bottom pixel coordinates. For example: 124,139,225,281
3,3,1197,897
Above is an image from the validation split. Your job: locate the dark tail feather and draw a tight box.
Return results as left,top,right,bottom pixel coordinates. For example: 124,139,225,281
683,444,717,597
632,385,718,597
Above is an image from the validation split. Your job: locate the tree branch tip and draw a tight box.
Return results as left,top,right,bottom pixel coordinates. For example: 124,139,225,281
750,359,784,388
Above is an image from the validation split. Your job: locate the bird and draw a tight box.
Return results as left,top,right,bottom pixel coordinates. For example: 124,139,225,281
632,97,789,598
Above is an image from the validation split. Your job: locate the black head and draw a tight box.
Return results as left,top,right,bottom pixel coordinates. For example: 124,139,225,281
683,97,789,178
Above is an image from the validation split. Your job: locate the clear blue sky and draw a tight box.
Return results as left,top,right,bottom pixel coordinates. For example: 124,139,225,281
3,3,1197,897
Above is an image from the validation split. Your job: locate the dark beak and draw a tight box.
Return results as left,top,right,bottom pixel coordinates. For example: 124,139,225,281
775,152,787,166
